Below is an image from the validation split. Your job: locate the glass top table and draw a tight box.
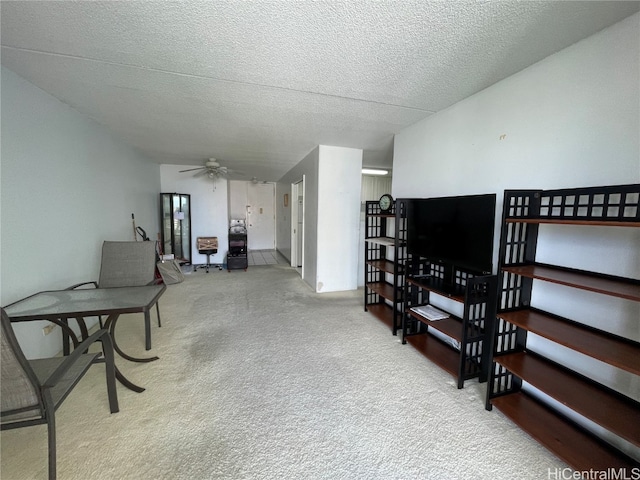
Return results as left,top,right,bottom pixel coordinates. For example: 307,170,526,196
4,285,165,320
4,284,166,392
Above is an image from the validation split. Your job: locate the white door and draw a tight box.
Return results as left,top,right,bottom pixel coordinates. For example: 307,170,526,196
247,182,275,250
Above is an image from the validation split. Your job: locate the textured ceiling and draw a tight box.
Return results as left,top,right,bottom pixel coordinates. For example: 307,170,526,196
2,1,639,181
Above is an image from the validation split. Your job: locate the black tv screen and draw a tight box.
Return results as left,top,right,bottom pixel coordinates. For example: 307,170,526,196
407,194,496,274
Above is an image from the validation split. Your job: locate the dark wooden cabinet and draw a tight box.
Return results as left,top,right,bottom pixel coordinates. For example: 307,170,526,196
485,184,640,469
364,199,408,335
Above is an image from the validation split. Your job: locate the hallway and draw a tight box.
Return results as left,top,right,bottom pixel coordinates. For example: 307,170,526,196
247,249,288,266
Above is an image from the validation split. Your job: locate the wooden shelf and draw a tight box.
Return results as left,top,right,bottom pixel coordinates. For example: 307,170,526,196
365,236,395,247
492,392,637,470
499,309,640,375
366,281,396,301
365,303,394,330
505,218,640,228
364,199,408,336
502,264,640,301
405,273,496,388
496,352,640,447
407,310,463,342
366,259,397,274
406,277,465,303
405,333,460,379
489,186,640,468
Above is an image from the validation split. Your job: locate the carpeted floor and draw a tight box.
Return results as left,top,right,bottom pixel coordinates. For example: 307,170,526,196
1,264,565,479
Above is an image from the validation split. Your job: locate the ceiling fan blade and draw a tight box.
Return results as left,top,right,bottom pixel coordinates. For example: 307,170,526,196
180,161,236,180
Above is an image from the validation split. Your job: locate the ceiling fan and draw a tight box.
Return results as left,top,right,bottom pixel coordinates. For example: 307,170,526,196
179,158,233,179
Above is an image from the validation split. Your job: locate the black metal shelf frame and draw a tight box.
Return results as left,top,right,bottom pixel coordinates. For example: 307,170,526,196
402,255,497,388
484,183,640,468
364,199,408,335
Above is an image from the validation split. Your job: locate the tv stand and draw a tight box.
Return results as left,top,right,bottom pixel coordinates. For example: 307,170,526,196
407,265,467,301
402,257,497,388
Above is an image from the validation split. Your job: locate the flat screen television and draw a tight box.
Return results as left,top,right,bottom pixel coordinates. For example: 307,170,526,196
407,193,496,276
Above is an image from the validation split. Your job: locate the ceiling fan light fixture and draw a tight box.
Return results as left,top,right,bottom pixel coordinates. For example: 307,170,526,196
180,158,236,183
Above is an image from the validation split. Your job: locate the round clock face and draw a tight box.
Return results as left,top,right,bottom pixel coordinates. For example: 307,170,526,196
379,194,393,211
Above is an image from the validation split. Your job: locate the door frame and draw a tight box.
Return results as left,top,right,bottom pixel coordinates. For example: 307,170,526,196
290,177,305,276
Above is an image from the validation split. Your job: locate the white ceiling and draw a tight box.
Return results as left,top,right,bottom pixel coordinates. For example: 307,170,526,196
2,1,639,181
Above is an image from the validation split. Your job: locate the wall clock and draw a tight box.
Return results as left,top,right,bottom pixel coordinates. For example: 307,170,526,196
378,194,393,212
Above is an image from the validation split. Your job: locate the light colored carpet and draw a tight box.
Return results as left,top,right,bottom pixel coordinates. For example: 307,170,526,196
1,264,565,479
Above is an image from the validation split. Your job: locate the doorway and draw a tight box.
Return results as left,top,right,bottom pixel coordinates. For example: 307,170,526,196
291,177,305,275
229,181,276,251
247,182,275,250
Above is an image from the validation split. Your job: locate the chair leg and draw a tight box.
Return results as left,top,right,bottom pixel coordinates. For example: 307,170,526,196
47,407,56,480
144,311,151,351
100,333,120,413
155,302,161,328
61,319,71,356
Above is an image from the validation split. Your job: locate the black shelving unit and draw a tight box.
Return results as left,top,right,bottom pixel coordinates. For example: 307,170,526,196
485,184,640,469
402,257,497,388
227,232,247,271
364,199,408,335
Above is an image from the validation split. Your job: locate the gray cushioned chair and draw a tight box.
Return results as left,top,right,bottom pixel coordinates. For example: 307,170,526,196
0,308,119,480
70,240,162,350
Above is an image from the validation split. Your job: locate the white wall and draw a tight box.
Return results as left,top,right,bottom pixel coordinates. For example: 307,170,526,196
393,13,639,197
391,13,640,458
228,180,248,221
277,147,319,290
316,145,363,292
1,66,161,358
361,175,392,203
160,165,229,267
394,13,640,277
277,145,363,292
